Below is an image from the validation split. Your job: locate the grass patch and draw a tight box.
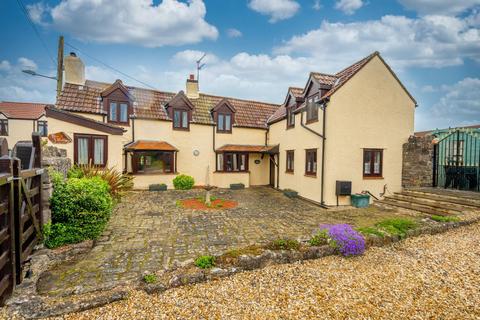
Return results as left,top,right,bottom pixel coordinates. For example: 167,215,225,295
267,239,300,251
356,226,385,238
195,255,215,269
430,215,460,223
308,230,329,246
376,218,417,238
143,274,157,284
175,200,184,208
223,245,264,258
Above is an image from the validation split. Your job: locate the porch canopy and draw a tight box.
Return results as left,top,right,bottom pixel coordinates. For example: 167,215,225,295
124,140,178,174
216,144,279,154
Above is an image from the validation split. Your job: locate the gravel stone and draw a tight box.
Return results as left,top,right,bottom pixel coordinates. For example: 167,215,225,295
21,221,479,320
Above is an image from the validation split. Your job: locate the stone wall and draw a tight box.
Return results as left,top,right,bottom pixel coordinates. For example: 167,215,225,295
402,135,434,188
41,146,71,224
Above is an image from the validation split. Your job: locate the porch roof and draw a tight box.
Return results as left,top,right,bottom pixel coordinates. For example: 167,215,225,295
124,140,178,151
216,144,279,154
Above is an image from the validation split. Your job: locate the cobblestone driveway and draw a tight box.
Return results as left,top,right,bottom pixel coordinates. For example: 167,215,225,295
37,187,364,296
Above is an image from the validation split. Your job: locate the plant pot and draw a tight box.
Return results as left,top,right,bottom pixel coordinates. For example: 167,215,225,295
230,183,245,190
149,184,167,191
283,189,298,198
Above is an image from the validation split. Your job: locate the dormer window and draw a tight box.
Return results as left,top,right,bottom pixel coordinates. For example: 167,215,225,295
173,109,189,130
217,113,232,133
306,95,319,123
287,107,295,128
212,98,236,134
108,101,129,124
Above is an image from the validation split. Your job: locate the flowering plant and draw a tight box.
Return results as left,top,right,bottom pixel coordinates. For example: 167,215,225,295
319,224,365,257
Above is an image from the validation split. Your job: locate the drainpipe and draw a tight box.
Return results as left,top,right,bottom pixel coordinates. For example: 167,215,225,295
320,100,328,206
300,111,324,138
212,124,216,152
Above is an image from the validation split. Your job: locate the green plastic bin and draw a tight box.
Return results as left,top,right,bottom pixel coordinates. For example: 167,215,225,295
351,194,370,208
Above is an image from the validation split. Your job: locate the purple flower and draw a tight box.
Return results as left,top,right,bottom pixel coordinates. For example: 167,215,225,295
319,224,365,257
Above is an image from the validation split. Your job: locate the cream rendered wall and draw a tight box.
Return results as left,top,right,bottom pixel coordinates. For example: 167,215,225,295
0,114,37,149
323,56,415,206
268,112,324,203
248,153,270,186
47,117,128,171
131,120,270,189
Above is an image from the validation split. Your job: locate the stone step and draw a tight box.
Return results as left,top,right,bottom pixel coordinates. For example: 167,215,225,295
387,194,469,213
375,198,452,216
400,190,480,209
408,188,480,201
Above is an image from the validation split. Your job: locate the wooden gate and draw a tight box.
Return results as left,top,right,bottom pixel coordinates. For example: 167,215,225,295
0,133,43,305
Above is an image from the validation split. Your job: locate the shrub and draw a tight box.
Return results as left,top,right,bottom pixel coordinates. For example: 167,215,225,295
319,224,365,257
143,274,157,284
67,164,133,197
376,218,417,238
195,255,215,269
430,215,460,223
267,239,300,250
308,230,329,246
356,226,385,238
173,174,195,190
49,169,65,187
46,176,113,248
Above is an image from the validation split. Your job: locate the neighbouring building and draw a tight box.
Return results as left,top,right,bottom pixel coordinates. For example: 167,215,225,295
44,51,416,206
0,101,49,149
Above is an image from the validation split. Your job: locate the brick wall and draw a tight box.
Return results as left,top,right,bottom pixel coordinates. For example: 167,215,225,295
402,135,434,188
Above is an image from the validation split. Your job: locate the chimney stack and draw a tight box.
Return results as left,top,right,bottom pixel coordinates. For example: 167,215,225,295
186,74,199,99
64,52,85,86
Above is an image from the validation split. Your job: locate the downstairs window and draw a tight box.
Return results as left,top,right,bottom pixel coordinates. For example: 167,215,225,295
216,153,248,172
132,151,175,174
363,149,383,177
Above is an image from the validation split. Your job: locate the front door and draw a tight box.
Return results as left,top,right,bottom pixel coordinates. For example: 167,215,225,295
269,155,275,187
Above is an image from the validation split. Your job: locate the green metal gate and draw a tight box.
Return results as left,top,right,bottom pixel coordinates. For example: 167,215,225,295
433,128,480,191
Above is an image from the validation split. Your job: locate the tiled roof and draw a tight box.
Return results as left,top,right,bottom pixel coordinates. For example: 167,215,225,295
57,80,279,129
124,140,178,151
310,73,337,86
289,87,304,97
0,101,48,119
267,87,304,124
216,144,278,153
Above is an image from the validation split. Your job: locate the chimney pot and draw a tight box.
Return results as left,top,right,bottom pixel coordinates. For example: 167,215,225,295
69,52,77,57
189,74,195,80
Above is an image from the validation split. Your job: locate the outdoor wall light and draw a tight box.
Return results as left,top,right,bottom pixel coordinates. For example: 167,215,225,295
193,150,200,156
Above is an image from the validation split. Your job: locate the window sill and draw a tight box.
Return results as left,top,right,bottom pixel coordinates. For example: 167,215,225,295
285,171,294,174
214,171,250,174
286,125,295,130
130,172,178,176
108,121,130,127
173,127,190,131
305,119,319,124
304,173,317,178
216,130,232,134
363,176,384,180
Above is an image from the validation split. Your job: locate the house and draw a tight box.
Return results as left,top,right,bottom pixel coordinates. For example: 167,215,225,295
0,101,49,148
46,51,416,206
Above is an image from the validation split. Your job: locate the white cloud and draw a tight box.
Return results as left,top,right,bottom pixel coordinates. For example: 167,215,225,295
275,14,480,70
31,0,218,47
0,61,11,72
226,28,242,38
428,78,480,127
171,50,219,66
313,0,321,10
26,2,49,26
398,0,480,15
335,0,364,15
248,0,300,23
0,58,55,103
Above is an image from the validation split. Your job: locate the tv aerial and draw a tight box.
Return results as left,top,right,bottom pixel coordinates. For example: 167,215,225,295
196,53,206,82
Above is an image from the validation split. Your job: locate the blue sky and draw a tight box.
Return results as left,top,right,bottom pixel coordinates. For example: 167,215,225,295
0,0,479,131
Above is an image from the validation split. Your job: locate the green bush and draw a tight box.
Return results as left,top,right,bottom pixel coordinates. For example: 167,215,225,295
67,166,84,179
267,239,300,250
356,226,385,238
195,255,215,269
430,215,460,223
173,174,195,190
143,274,157,284
376,218,417,238
45,176,113,248
308,230,329,246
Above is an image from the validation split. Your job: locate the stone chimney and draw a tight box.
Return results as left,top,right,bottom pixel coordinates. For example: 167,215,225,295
186,74,199,99
64,52,85,86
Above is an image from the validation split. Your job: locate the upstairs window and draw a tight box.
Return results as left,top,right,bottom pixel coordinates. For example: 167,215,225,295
0,120,8,136
173,109,189,130
216,152,248,172
305,149,317,176
217,113,232,133
363,149,383,177
306,95,319,122
108,101,129,124
37,120,48,137
286,150,294,173
287,107,295,128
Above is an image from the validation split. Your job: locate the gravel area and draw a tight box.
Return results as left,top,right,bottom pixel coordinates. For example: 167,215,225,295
26,221,479,320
